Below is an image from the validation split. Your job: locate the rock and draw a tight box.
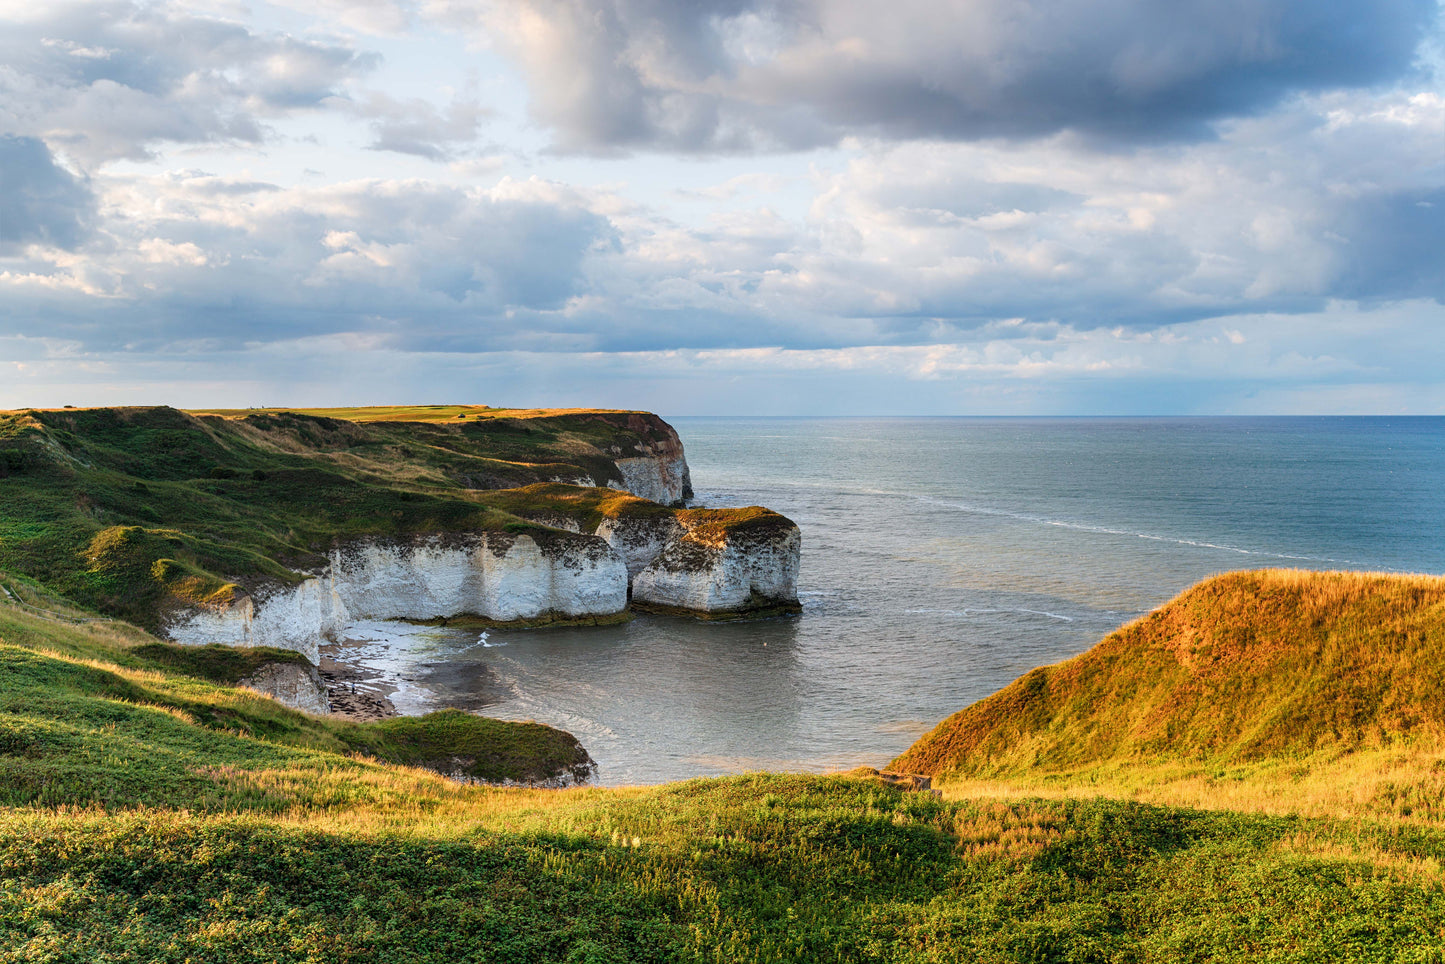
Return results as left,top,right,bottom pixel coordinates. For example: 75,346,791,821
876,771,933,792
239,660,331,715
608,453,693,506
166,530,629,660
631,512,801,615
594,513,686,581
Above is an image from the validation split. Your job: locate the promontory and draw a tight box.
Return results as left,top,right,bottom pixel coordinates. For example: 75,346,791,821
0,405,802,669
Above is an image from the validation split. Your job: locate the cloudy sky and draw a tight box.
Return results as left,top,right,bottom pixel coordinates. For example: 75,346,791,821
1,0,1441,414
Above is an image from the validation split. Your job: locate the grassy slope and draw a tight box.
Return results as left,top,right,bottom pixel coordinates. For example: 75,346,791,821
0,406,749,632
6,588,1445,961
894,569,1445,822
0,588,593,796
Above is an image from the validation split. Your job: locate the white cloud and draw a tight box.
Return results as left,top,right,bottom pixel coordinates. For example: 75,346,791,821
0,0,1441,413
0,1,378,166
454,0,1438,153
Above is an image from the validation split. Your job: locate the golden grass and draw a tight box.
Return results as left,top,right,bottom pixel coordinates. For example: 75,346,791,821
936,739,1445,823
182,405,640,423
900,569,1445,820
0,579,155,643
895,569,1445,780
676,505,789,544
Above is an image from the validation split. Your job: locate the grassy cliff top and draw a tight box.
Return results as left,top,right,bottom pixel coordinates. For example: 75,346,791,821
183,404,641,423
893,569,1445,818
7,404,646,422
0,405,726,630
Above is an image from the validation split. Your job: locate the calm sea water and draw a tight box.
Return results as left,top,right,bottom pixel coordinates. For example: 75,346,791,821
330,417,1445,785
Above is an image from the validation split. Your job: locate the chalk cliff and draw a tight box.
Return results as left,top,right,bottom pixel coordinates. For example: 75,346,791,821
166,577,349,666
500,487,802,614
167,531,631,663
0,404,798,670
329,531,627,623
166,504,801,661
631,511,802,616
594,514,686,579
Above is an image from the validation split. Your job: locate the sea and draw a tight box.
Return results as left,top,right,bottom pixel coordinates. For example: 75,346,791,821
329,417,1445,785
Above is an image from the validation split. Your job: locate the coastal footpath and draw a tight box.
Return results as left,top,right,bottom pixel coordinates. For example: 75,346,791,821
0,405,801,668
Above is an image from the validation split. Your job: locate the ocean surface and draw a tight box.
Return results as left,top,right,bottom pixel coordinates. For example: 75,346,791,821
328,417,1445,785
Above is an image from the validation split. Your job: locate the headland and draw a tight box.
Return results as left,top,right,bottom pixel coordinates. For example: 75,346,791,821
5,408,1445,959
0,405,802,672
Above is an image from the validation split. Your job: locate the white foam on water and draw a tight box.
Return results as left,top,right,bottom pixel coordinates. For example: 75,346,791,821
904,607,1075,622
705,477,1395,571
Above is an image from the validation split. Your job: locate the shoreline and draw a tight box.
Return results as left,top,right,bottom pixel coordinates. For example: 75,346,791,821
319,644,399,722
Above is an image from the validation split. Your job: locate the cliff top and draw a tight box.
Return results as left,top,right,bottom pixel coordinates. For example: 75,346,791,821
3,405,645,423
893,569,1445,816
184,405,643,423
0,404,737,631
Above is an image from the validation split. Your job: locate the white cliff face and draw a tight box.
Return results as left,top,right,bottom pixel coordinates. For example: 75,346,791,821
609,454,692,506
632,525,801,613
594,514,685,580
166,532,628,662
167,577,349,664
329,533,626,621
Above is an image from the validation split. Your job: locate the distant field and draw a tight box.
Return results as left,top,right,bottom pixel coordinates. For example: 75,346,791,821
185,405,637,422
0,405,643,423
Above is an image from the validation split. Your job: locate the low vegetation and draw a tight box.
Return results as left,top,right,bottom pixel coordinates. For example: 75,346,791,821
0,405,768,633
0,584,593,801
5,568,1445,959
895,569,1445,822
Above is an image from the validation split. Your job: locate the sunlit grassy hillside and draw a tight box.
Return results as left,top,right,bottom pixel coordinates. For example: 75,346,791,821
894,569,1445,821
7,576,1445,961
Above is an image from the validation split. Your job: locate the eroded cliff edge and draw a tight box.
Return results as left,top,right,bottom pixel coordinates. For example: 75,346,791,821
0,405,798,671
168,492,802,664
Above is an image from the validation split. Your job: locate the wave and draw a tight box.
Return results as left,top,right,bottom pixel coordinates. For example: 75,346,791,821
703,478,1394,571
912,494,1388,568
904,606,1076,622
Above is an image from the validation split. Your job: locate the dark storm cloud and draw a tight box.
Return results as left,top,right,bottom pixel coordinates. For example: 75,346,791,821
1332,189,1445,302
0,135,96,254
0,2,377,164
479,0,1438,151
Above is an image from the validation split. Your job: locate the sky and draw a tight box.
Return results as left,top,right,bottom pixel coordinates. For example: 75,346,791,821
0,0,1442,415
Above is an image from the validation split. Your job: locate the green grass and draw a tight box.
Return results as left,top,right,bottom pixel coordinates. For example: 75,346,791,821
7,571,1445,959
0,599,593,802
0,406,767,632
7,777,1445,961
